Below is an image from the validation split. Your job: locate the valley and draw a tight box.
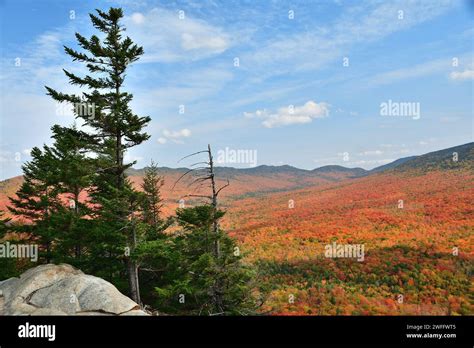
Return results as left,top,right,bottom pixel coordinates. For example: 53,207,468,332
1,142,473,315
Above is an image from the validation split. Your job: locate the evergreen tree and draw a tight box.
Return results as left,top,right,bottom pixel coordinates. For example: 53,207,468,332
8,146,62,263
0,211,18,279
8,125,94,266
134,162,175,307
155,205,259,315
141,161,164,231
154,145,261,315
0,211,41,278
0,211,10,238
46,125,95,268
45,7,150,302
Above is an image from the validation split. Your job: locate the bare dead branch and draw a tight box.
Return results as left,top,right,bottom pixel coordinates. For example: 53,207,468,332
187,175,212,187
171,168,201,191
189,181,210,194
216,179,230,197
189,161,209,167
181,194,213,200
177,150,209,163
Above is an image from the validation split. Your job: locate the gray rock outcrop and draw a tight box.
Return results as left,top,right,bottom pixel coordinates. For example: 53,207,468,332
0,264,149,316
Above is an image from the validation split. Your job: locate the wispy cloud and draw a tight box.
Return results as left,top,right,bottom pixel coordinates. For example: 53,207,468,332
450,69,474,80
358,150,383,156
132,66,233,113
244,101,329,128
124,7,232,63
366,54,473,86
0,29,81,95
240,0,458,79
347,159,395,166
367,58,449,86
157,128,192,144
0,0,470,177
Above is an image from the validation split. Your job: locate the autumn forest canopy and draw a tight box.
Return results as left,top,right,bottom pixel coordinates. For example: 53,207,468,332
0,6,472,317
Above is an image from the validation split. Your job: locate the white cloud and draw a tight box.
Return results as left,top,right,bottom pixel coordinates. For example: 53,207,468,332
245,101,329,128
348,159,395,165
158,128,192,144
124,153,143,165
131,66,233,116
0,150,13,164
163,128,191,138
450,69,474,80
157,137,167,144
0,149,23,179
439,116,461,123
367,58,449,86
124,8,231,63
366,54,473,86
131,12,145,25
358,150,383,156
1,29,82,95
241,0,458,78
243,109,269,119
181,32,228,51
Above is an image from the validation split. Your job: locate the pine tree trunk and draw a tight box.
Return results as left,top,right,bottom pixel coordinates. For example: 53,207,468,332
46,241,51,264
127,259,140,304
74,190,81,258
111,58,140,304
127,223,140,305
208,144,220,258
207,144,224,314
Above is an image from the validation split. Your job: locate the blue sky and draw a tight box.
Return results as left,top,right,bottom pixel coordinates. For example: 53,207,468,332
0,0,473,179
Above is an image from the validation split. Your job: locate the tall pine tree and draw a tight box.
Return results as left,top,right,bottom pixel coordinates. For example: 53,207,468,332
45,7,150,302
0,211,18,279
47,124,95,267
155,145,261,315
8,145,62,263
134,162,174,307
141,161,164,231
8,124,94,266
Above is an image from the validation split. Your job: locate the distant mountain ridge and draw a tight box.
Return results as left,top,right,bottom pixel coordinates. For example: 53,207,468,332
1,142,472,217
368,156,417,174
126,164,363,177
127,142,474,177
1,143,471,183
393,142,474,172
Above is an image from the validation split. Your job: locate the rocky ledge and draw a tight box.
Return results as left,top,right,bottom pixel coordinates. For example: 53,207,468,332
0,264,148,316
